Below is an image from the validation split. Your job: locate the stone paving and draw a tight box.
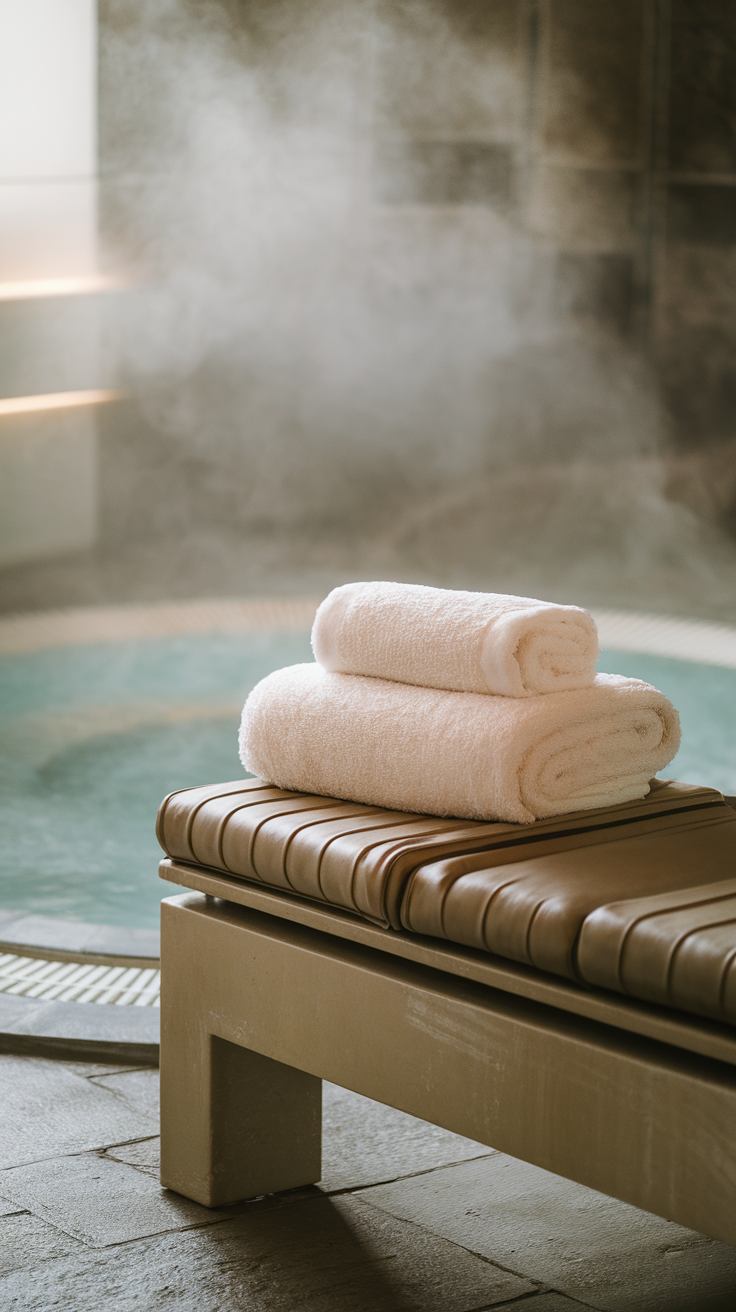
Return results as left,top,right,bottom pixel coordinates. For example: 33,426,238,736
1,1054,735,1311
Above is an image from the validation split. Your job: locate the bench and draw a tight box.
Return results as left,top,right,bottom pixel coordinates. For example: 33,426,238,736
156,778,736,1246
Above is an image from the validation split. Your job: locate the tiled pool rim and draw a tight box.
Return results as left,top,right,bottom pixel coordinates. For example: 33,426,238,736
3,595,736,665
2,597,736,962
0,912,161,1061
0,597,322,655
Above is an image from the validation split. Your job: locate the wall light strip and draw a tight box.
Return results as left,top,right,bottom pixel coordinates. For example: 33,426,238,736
0,389,123,417
0,275,123,301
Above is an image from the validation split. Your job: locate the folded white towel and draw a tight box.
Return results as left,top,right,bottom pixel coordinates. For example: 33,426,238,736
312,582,600,698
239,664,680,824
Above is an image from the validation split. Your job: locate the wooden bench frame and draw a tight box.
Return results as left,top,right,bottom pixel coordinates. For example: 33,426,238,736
159,860,736,1246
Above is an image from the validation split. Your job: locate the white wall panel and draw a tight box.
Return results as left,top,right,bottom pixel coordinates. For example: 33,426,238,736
0,0,96,179
0,0,97,281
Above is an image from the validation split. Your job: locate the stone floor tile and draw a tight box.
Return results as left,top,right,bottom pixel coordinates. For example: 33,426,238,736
319,1081,493,1192
495,1298,593,1312
62,1062,152,1079
103,1135,159,1177
87,1067,159,1121
359,1155,736,1312
0,1211,82,1273
0,1153,243,1246
0,1192,536,1311
0,1056,159,1168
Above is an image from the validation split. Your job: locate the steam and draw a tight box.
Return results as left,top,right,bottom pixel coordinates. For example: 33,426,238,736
100,0,736,615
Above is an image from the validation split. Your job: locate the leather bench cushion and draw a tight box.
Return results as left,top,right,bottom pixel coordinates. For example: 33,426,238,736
157,777,726,934
400,783,736,987
577,881,736,1023
157,776,528,928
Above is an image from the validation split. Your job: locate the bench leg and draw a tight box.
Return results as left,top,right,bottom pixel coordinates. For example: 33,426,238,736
160,1029,322,1207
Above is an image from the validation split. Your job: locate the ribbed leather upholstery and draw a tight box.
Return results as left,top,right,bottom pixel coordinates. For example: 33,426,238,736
157,776,534,928
158,777,736,1021
400,784,736,986
157,777,727,937
577,881,736,1023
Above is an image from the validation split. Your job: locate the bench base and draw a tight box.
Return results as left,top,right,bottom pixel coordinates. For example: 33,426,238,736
160,892,736,1244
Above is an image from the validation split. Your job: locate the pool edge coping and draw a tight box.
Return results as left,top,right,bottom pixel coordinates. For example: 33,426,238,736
3,597,736,669
0,992,159,1064
0,596,323,654
0,911,160,964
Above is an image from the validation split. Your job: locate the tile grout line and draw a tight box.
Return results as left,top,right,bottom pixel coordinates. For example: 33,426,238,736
350,1187,551,1289
476,1292,597,1311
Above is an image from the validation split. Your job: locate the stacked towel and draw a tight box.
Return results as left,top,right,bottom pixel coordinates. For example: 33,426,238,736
239,583,681,824
239,666,680,826
312,581,600,697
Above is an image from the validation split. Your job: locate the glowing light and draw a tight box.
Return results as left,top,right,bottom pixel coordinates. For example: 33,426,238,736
0,275,123,302
0,389,123,418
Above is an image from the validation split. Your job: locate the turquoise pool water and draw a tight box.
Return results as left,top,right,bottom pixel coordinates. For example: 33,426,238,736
0,632,735,930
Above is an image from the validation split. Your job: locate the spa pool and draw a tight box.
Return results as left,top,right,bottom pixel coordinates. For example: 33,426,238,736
1,608,736,931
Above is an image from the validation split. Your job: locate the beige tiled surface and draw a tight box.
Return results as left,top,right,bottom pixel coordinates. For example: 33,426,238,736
0,1054,734,1310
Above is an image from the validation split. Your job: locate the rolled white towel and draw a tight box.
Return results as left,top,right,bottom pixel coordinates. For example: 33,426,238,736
312,581,599,698
239,664,680,824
